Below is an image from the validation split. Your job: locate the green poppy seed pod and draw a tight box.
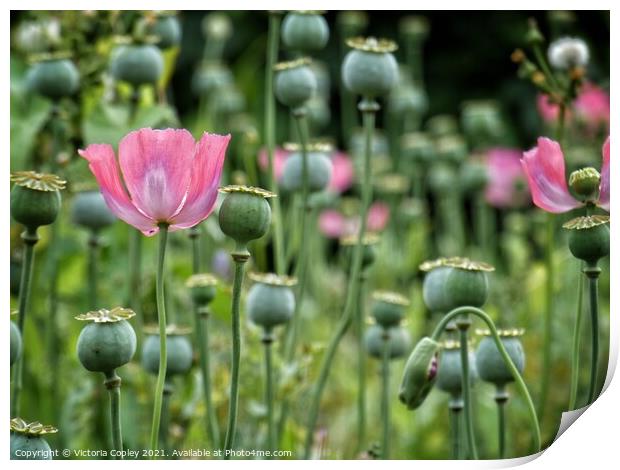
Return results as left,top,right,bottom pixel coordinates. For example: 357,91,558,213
569,167,601,202
436,135,468,165
475,329,525,387
274,59,317,109
428,164,456,194
246,273,297,329
10,172,65,230
365,325,411,360
186,273,218,306
389,82,428,117
340,233,379,270
28,58,79,99
71,190,116,231
436,343,477,397
10,419,57,460
280,148,333,193
10,320,22,366
460,160,489,193
342,37,399,97
110,44,164,86
218,186,275,250
281,11,330,52
151,15,181,49
461,100,504,144
371,291,409,328
442,258,494,310
399,337,440,409
306,96,331,130
399,16,430,42
76,308,137,374
426,114,459,139
191,63,234,96
401,132,435,167
420,262,453,314
564,216,610,265
142,328,193,377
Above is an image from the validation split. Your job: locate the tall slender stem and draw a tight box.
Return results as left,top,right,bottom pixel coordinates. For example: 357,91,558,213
264,12,285,275
223,252,248,458
448,401,462,459
88,231,99,308
303,98,378,458
263,333,276,455
355,272,368,452
105,370,123,458
160,381,173,451
569,263,585,410
381,330,391,459
457,316,478,459
127,229,143,324
11,228,39,417
585,265,601,404
431,306,541,453
495,386,508,459
149,224,169,456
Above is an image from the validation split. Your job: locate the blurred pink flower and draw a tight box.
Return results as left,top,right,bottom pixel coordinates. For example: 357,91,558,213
537,94,565,123
80,128,230,236
536,83,609,131
328,151,355,193
485,148,530,208
318,202,390,239
257,147,290,180
521,136,609,213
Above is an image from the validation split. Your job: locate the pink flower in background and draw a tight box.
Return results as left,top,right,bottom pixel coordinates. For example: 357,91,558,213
80,128,230,236
521,136,610,213
485,148,530,208
536,83,609,131
318,202,390,239
257,147,290,180
537,94,565,123
328,151,355,193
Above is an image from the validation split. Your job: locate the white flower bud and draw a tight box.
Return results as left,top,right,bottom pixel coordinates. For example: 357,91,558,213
547,37,589,70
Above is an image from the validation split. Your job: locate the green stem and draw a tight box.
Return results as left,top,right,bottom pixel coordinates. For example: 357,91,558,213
11,228,38,417
223,253,248,459
448,403,462,459
431,306,542,453
105,371,123,458
149,224,169,457
355,272,367,452
457,318,478,459
475,192,492,262
569,263,585,410
88,231,99,308
264,12,285,275
302,98,378,458
160,381,173,452
497,399,506,459
127,229,143,323
585,265,601,404
381,329,391,460
263,333,276,455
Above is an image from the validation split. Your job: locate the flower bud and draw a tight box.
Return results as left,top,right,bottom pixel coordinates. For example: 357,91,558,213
342,37,399,97
28,56,79,99
186,273,218,306
274,58,317,109
475,329,525,387
281,11,329,52
71,190,116,231
547,37,589,70
442,257,494,310
568,167,600,202
76,308,137,374
365,324,411,360
10,171,65,230
110,44,164,86
280,143,333,193
142,325,193,377
564,215,610,265
370,291,409,328
436,341,477,397
246,273,297,329
218,186,275,250
10,320,22,366
10,418,57,460
399,337,440,409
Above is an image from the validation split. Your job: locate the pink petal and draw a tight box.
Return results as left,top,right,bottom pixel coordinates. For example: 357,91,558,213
79,145,158,236
367,202,390,232
521,137,582,213
170,133,231,229
258,147,290,181
599,136,610,211
575,83,610,131
485,148,529,208
328,151,355,193
118,128,196,222
318,210,347,238
536,94,561,123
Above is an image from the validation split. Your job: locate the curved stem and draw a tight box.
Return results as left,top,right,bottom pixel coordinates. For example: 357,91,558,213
303,98,377,458
223,254,248,459
381,330,391,460
264,12,285,275
264,335,276,455
457,319,478,459
355,272,367,452
569,263,585,410
105,371,123,458
149,224,169,457
585,266,601,404
431,306,542,453
10,228,39,417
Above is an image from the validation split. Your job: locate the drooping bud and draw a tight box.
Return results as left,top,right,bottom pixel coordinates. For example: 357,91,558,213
399,337,440,409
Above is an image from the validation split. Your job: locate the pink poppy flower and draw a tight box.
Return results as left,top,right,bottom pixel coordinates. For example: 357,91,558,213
484,148,530,208
328,151,355,193
80,128,230,236
521,136,610,213
318,202,391,239
257,147,290,180
574,83,610,130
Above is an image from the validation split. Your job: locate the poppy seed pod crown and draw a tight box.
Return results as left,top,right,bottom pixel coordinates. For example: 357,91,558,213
342,37,399,97
142,325,193,377
399,337,440,409
281,11,330,52
280,143,334,193
564,215,610,265
442,257,494,310
110,43,164,86
186,273,218,306
10,418,58,461
11,171,65,230
365,324,411,360
246,273,297,329
27,55,79,99
474,329,525,387
370,291,410,328
274,58,317,109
